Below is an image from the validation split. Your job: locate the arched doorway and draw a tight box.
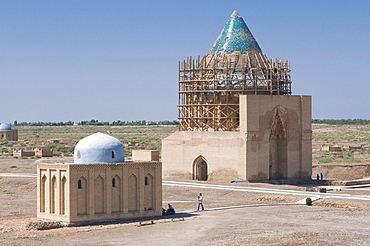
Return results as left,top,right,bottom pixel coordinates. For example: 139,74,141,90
193,156,208,181
269,106,288,179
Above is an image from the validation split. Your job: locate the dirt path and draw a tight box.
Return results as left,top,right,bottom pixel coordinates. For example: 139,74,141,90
2,158,370,245
2,205,370,246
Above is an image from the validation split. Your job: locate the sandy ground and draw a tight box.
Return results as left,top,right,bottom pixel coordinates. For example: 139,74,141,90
2,158,370,245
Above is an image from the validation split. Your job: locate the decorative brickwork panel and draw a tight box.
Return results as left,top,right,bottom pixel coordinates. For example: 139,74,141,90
128,174,138,211
77,176,88,215
111,175,121,212
144,173,154,209
94,176,105,214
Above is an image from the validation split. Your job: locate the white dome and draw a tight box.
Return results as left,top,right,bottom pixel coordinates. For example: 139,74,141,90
73,132,124,164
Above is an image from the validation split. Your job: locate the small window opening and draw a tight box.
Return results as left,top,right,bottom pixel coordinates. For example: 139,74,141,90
78,179,83,189
145,176,150,185
112,150,116,159
112,178,117,187
77,150,81,159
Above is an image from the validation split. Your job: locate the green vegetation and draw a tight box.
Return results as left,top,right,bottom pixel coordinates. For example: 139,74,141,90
8,120,368,161
315,156,335,163
315,156,361,164
312,119,370,125
13,125,178,158
335,157,361,163
13,120,179,127
44,142,74,156
306,198,312,206
313,131,370,142
10,165,17,168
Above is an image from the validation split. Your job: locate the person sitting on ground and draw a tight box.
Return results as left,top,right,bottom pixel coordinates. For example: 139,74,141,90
166,203,175,215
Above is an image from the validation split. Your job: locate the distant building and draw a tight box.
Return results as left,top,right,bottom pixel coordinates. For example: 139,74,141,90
34,148,53,157
349,145,362,151
321,144,363,153
0,123,18,141
321,144,343,152
13,148,53,157
13,150,35,157
37,132,162,224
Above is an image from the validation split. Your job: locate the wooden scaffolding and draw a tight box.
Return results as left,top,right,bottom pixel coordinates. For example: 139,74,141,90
178,52,292,131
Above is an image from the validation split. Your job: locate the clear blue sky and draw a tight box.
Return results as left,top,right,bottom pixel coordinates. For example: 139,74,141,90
1,0,370,123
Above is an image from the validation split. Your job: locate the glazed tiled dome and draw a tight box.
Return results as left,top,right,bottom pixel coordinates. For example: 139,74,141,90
0,123,12,131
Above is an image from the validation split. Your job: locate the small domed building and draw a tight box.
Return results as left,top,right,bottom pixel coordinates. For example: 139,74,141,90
0,123,18,141
37,132,162,224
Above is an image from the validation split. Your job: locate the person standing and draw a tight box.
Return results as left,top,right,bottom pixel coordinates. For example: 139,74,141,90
197,193,204,211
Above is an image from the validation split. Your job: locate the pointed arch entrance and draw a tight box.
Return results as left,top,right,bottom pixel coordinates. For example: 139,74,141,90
269,106,288,179
193,156,208,181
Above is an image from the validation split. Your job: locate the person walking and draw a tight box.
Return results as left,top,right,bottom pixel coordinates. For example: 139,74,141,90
197,193,204,211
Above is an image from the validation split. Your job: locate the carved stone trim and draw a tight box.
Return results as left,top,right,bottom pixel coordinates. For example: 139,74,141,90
245,131,259,141
270,105,287,140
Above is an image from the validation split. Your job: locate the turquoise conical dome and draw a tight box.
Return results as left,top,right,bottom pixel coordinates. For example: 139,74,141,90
210,11,261,55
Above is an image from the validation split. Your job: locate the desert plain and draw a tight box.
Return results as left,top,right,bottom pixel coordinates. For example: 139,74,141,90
1,124,370,245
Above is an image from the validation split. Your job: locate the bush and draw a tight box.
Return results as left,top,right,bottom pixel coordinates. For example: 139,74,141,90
315,156,335,163
10,165,17,168
31,156,41,159
45,143,73,156
306,198,312,206
335,157,361,163
13,156,18,159
53,151,62,156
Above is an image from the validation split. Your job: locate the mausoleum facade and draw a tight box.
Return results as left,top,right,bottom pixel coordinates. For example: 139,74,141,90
37,133,162,224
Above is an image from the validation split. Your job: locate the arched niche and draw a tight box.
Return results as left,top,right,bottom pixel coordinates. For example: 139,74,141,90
94,175,105,214
128,174,138,211
77,176,88,215
111,174,122,212
144,173,154,209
